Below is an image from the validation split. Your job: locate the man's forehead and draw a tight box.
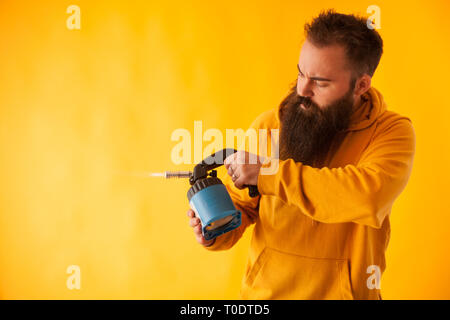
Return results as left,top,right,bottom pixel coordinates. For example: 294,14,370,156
298,40,348,77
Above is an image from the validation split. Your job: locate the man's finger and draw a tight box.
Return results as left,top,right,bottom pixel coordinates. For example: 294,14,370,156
224,153,236,168
234,176,245,189
236,150,248,165
189,217,200,228
196,234,209,246
194,224,202,235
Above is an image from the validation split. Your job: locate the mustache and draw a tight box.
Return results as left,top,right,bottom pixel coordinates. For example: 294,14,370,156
292,94,322,114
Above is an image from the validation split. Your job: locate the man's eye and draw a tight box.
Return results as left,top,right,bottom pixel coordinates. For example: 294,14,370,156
316,81,328,88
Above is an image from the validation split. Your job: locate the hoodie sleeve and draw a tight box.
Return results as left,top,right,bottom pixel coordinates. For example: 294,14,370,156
257,117,415,229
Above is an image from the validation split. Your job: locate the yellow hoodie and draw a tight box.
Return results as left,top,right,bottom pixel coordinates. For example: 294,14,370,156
205,87,415,300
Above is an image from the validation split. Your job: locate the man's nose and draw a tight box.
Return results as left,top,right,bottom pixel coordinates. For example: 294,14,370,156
297,79,314,97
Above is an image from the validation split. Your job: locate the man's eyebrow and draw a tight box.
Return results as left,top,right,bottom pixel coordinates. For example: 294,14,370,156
297,64,332,82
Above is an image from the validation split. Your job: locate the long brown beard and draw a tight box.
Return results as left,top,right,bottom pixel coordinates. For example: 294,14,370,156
279,83,354,167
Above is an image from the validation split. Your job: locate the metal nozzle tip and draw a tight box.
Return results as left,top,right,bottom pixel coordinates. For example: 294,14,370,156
150,172,165,177
164,171,192,179
149,171,192,179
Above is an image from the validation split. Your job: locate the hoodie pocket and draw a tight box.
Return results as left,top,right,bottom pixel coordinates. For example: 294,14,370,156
243,247,354,300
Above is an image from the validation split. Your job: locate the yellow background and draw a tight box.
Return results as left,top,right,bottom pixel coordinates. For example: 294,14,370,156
0,0,449,299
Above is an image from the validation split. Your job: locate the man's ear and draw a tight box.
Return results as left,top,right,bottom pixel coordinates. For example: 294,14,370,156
353,74,372,96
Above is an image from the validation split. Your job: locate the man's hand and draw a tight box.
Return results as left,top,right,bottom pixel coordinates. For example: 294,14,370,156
187,209,215,247
224,151,264,189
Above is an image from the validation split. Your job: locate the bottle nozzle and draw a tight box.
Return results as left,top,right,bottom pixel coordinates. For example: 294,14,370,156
150,171,192,179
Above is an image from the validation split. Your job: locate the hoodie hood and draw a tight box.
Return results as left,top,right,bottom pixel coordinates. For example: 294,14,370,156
346,86,387,132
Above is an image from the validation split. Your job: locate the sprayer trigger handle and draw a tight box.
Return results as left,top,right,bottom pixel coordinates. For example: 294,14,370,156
245,185,260,198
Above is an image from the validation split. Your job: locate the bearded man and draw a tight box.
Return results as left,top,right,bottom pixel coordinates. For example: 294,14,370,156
187,10,415,300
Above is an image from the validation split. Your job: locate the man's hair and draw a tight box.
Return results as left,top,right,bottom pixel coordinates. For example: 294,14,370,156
304,9,383,77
